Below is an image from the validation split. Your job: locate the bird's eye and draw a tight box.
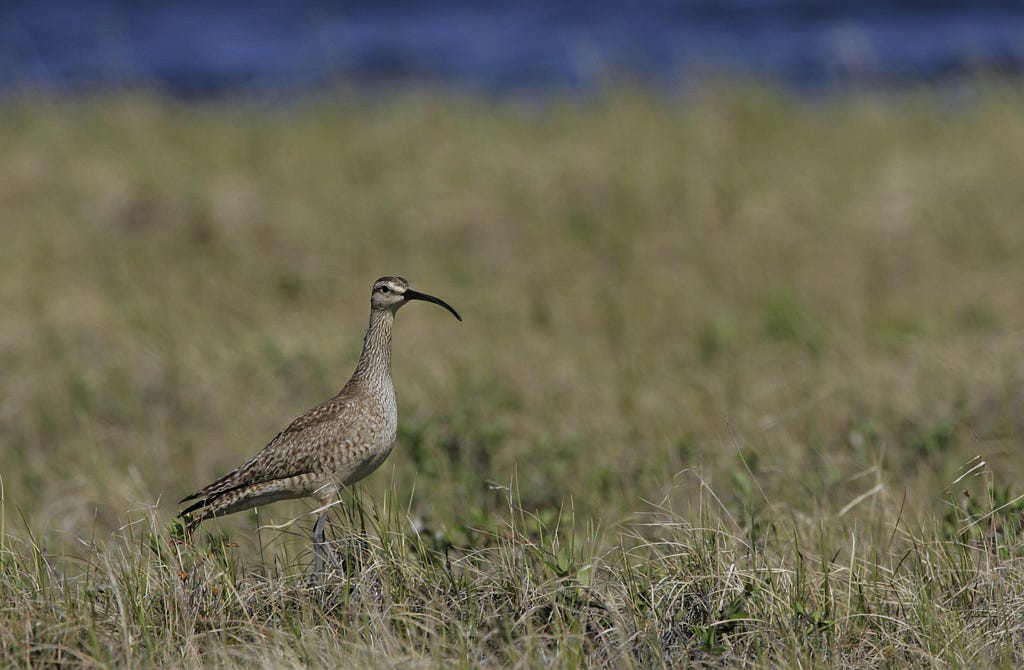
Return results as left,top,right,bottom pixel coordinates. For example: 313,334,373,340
379,286,390,294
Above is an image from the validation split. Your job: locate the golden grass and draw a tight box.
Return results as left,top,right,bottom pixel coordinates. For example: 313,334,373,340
2,86,1024,666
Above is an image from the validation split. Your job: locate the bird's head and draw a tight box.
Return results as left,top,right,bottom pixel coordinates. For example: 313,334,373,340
370,276,462,321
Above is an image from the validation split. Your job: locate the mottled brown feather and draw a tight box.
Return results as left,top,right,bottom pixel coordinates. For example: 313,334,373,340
177,276,459,536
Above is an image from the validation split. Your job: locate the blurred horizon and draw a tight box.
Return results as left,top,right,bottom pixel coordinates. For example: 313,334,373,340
3,0,1024,100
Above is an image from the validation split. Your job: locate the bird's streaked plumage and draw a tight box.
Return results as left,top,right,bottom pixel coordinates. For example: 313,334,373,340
178,276,461,568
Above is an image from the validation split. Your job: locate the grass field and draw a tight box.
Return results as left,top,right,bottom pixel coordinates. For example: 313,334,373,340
2,85,1024,667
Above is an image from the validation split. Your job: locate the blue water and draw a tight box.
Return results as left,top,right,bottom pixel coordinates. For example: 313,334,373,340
3,1,1024,98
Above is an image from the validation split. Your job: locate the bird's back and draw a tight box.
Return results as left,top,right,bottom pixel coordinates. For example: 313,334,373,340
179,378,397,526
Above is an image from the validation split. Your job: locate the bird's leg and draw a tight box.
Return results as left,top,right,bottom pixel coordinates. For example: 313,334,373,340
312,510,341,573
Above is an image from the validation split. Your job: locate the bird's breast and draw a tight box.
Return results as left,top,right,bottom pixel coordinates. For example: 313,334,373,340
337,377,397,486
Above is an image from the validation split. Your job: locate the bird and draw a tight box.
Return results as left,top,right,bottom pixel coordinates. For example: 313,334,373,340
178,276,461,570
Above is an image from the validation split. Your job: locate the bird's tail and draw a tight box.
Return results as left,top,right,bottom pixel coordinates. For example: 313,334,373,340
177,474,314,533
177,499,210,534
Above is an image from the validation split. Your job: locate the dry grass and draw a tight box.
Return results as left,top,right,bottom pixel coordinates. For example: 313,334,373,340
2,85,1024,667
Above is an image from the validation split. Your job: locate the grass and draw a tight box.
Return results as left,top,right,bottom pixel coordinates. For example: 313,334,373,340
2,84,1024,666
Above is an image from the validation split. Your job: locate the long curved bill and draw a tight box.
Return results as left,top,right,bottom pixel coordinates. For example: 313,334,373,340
405,289,462,321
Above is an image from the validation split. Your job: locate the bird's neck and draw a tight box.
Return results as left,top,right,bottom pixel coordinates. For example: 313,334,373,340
351,308,394,385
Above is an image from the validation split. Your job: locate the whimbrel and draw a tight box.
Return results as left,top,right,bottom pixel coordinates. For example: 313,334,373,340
179,276,461,569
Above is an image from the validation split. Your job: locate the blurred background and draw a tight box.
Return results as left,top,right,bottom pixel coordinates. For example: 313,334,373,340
4,0,1024,98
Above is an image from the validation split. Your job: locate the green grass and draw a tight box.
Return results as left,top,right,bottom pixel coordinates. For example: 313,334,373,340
2,85,1024,666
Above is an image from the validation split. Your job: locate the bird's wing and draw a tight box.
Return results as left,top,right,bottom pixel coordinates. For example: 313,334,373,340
179,393,355,505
